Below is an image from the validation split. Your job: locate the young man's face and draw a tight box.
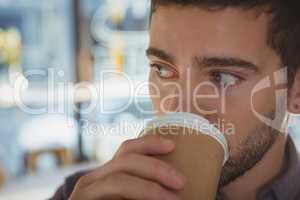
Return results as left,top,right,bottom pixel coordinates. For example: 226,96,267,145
147,6,287,186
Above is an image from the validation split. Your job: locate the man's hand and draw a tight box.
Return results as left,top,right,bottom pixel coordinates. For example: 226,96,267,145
69,134,186,200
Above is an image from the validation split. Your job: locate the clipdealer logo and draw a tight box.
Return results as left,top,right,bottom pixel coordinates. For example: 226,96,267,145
250,67,289,133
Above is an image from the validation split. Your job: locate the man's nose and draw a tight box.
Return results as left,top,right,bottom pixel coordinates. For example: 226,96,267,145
162,82,197,114
162,80,216,117
161,86,180,113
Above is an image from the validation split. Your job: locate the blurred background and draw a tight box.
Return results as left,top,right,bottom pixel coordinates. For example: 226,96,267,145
0,0,299,199
0,0,154,199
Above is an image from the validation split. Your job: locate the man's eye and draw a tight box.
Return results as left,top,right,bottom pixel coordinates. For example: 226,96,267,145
150,64,177,79
210,71,242,87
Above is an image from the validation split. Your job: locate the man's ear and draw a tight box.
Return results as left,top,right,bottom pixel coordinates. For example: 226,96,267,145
288,70,300,114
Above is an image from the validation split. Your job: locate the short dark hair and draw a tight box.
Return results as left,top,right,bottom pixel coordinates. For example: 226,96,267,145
150,0,300,88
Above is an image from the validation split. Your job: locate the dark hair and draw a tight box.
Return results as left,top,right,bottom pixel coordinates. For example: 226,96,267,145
150,0,300,88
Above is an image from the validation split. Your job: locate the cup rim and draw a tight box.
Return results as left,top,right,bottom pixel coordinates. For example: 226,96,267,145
143,112,229,165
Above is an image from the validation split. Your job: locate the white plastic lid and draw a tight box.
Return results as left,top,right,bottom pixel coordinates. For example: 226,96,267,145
143,112,229,165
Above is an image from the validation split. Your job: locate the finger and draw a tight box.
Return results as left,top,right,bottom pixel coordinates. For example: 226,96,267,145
115,134,175,157
84,172,180,200
83,154,186,190
73,135,177,188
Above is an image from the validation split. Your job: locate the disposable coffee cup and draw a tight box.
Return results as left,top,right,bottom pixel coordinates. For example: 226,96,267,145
139,112,229,200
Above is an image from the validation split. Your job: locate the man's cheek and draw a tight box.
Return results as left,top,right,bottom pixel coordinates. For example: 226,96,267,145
251,87,276,116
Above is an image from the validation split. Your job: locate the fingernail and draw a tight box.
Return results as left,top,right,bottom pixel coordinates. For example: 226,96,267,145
162,139,175,148
169,169,186,188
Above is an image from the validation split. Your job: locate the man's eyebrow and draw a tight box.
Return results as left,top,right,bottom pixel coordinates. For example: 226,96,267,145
145,48,259,72
194,56,259,72
145,47,175,64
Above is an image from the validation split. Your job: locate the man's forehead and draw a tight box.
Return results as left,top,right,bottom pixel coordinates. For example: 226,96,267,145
151,5,270,23
148,6,280,74
150,8,270,50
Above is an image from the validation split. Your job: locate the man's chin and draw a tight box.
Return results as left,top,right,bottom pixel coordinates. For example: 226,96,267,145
218,125,279,188
218,158,253,188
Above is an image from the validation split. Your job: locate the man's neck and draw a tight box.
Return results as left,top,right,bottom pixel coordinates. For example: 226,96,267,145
220,134,288,200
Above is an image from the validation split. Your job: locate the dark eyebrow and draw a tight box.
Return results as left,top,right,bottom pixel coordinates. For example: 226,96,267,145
146,47,175,64
194,56,259,73
146,47,259,72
